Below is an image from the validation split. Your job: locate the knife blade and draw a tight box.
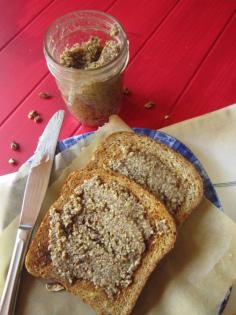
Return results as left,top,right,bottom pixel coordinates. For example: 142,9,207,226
19,109,64,229
0,110,64,315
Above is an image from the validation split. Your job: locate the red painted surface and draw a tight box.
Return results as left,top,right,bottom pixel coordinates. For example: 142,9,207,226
0,0,236,175
0,0,114,124
162,13,236,126
0,0,54,50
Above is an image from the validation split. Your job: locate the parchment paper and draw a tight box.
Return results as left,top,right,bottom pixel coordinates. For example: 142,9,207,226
0,115,236,315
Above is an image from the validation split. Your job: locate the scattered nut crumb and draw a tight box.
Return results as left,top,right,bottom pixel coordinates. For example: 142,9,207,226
164,115,170,120
11,141,19,151
34,115,42,123
123,87,130,96
28,110,42,122
8,158,16,165
46,283,65,292
144,101,155,109
28,110,38,120
38,92,51,99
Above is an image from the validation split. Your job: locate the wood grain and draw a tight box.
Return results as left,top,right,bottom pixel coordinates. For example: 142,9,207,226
0,0,236,175
0,0,114,126
0,0,177,174
161,13,236,127
76,0,236,134
0,0,54,50
107,0,180,59
115,0,236,130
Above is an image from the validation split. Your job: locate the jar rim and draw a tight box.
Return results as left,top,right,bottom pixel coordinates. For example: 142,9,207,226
44,10,128,75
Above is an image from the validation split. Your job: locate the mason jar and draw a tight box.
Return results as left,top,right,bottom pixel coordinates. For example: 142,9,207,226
44,10,129,126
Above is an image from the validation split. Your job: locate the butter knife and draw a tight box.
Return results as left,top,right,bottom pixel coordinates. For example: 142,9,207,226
0,110,64,315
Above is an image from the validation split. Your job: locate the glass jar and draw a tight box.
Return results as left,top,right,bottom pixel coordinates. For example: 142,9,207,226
44,10,129,126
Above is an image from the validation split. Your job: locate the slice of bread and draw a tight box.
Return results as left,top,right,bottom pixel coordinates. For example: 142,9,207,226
25,169,176,315
88,132,203,224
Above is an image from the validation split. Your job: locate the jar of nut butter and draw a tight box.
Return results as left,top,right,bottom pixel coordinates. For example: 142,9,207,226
44,10,129,126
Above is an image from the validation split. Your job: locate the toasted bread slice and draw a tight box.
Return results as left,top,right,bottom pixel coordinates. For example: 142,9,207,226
25,169,176,315
88,132,203,224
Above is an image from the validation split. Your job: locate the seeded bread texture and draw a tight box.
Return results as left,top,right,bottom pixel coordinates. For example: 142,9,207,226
25,169,176,315
87,131,203,225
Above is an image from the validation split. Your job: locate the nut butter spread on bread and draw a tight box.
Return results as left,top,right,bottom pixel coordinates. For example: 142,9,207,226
25,170,176,315
88,131,203,224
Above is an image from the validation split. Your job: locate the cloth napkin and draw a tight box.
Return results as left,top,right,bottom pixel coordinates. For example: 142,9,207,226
160,104,236,314
0,106,236,315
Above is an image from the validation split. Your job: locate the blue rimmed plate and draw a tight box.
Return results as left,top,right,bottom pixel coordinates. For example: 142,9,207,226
58,128,230,314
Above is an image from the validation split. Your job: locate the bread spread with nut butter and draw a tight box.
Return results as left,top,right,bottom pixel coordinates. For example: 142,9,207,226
25,170,176,315
88,131,203,224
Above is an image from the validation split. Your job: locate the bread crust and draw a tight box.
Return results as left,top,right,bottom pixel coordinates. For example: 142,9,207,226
25,169,176,315
87,131,203,224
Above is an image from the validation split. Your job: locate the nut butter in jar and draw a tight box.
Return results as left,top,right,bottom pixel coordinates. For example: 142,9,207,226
44,10,129,126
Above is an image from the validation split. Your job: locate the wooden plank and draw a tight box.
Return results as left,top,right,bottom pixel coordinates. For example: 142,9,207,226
75,0,180,135
0,0,114,126
161,14,236,127
76,0,236,134
0,0,54,50
1,0,236,174
107,0,180,59
0,74,79,174
118,0,236,130
0,0,178,174
0,0,178,125
0,0,115,175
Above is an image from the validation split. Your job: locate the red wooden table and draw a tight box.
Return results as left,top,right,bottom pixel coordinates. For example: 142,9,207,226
0,0,236,175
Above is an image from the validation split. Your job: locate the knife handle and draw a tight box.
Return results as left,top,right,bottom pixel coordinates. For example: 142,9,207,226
0,227,31,315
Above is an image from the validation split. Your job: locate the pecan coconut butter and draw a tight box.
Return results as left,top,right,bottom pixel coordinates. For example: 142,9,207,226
45,11,129,126
48,176,169,298
60,36,120,70
58,36,124,126
108,146,186,214
57,36,124,126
